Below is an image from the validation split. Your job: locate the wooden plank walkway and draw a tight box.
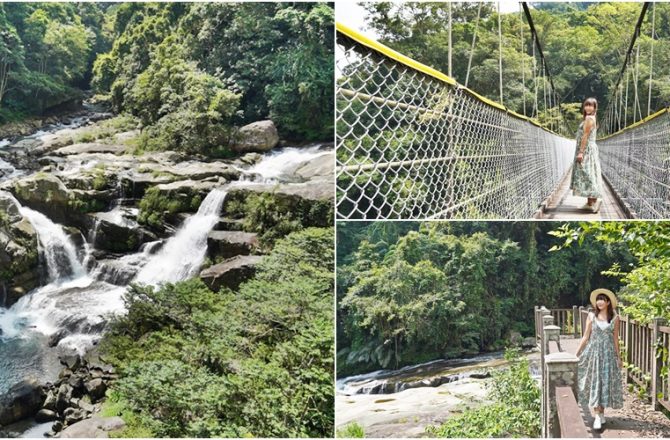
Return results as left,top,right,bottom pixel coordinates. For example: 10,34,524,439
540,170,629,220
558,336,670,438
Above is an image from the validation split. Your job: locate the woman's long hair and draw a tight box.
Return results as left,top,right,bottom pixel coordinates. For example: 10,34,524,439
581,97,598,118
596,294,615,323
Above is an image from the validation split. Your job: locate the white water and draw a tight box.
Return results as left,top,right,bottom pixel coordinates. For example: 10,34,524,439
0,138,10,148
245,145,329,181
18,207,86,283
134,188,228,286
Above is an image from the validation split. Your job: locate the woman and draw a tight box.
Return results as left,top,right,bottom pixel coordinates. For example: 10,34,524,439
576,288,624,431
571,97,603,213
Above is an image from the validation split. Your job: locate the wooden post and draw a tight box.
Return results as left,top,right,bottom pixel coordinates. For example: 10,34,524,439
651,317,667,410
572,305,579,338
534,306,540,345
625,314,633,384
578,306,585,337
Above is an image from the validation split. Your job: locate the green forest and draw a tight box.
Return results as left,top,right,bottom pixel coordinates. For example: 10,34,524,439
337,221,670,377
0,2,333,148
100,228,334,437
357,2,670,133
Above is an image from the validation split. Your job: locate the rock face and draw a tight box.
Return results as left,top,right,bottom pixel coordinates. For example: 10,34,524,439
522,337,537,349
53,143,126,156
0,379,46,425
207,231,260,259
200,255,264,292
231,120,279,153
0,192,40,305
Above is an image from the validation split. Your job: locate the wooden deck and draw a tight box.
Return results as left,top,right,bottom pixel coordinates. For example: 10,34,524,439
539,169,628,220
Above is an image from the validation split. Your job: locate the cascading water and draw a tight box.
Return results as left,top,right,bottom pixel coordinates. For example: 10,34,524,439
18,207,86,283
134,188,228,286
244,144,329,182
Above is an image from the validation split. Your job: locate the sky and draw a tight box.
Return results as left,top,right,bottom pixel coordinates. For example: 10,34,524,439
336,1,528,39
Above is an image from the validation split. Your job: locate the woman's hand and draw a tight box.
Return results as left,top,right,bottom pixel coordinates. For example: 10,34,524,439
576,152,584,164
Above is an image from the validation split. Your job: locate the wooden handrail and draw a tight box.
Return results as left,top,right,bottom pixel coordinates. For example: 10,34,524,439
555,386,589,438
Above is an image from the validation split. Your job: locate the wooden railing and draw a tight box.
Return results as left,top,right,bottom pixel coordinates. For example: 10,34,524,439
577,307,670,412
536,306,587,438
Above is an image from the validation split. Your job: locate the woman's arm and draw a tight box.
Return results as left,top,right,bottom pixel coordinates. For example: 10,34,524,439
613,315,623,368
575,313,593,356
577,117,595,164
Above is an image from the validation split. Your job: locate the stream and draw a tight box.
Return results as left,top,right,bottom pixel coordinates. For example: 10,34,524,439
336,352,541,438
0,111,332,436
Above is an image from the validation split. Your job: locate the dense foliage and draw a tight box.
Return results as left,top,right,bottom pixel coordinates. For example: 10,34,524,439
0,3,111,122
1,3,334,151
337,221,634,375
100,227,334,437
355,2,670,133
426,348,541,438
550,221,670,324
95,2,333,149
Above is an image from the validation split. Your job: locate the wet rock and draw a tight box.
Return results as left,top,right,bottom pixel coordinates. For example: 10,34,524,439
87,213,157,253
508,331,523,347
58,416,126,438
56,384,73,414
52,420,64,433
206,231,259,260
0,379,46,425
60,354,82,371
200,255,264,292
85,379,107,402
231,120,279,153
63,407,84,425
43,390,58,411
35,409,58,423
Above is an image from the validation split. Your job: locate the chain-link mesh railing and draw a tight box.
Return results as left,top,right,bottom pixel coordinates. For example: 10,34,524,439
598,108,670,219
336,24,574,220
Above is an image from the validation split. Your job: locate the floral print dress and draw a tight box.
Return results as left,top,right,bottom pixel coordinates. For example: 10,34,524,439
578,312,624,409
570,116,602,198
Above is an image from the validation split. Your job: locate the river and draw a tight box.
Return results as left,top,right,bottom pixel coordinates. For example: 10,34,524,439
336,351,541,437
0,111,332,436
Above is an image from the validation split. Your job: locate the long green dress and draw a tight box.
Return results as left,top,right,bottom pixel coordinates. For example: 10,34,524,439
578,312,624,409
570,116,602,198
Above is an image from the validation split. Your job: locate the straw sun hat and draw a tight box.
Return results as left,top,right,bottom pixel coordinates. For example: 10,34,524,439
590,288,618,309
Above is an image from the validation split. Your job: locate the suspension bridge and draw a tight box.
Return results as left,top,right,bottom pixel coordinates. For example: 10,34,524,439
336,3,670,220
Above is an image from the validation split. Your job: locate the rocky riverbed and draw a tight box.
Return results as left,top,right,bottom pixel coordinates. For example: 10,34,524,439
0,109,334,437
336,351,541,438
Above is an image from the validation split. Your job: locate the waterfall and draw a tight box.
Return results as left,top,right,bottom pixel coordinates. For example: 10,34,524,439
134,188,228,286
18,207,86,283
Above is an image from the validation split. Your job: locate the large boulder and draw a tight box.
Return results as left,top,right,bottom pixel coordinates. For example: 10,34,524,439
207,231,259,260
58,416,126,438
0,379,46,425
10,174,73,224
231,120,279,153
200,255,264,292
294,151,334,181
222,182,334,230
88,211,157,253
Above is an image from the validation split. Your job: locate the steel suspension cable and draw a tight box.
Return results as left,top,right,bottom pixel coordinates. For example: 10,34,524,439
647,2,655,117
464,2,482,88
